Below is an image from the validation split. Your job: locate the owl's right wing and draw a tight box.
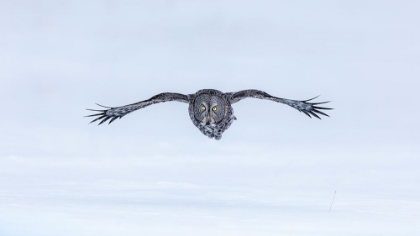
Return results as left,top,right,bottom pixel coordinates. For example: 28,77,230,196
227,89,332,119
86,92,190,125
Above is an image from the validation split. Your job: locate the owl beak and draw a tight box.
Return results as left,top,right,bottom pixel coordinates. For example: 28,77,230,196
205,114,211,125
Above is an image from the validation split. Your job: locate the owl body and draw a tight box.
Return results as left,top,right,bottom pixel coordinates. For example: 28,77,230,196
188,89,236,140
87,89,332,140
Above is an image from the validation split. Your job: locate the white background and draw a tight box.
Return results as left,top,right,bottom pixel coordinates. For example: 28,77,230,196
1,1,419,235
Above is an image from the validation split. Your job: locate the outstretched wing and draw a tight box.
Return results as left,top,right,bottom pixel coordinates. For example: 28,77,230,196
86,92,189,125
227,89,332,119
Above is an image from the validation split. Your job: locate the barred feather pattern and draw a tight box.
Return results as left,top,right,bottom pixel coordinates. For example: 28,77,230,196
196,114,237,140
188,89,236,140
86,93,189,125
228,89,332,119
86,89,332,139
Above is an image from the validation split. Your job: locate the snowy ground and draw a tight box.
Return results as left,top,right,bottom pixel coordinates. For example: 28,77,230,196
1,0,419,235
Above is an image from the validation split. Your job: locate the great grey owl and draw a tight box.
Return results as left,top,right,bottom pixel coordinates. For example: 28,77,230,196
86,89,332,140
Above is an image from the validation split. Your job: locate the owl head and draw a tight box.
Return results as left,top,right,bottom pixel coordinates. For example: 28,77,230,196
188,89,236,139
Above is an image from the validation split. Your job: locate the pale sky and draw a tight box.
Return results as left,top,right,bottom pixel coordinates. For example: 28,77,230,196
1,1,419,235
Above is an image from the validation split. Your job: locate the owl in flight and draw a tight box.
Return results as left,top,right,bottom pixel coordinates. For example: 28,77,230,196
86,89,332,140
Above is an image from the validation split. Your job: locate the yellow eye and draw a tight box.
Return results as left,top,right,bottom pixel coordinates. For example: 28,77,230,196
212,106,217,111
201,105,206,111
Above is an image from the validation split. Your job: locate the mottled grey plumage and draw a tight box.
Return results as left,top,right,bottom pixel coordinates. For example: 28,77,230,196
86,89,332,140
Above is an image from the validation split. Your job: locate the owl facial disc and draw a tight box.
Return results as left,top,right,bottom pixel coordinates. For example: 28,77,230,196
188,89,236,140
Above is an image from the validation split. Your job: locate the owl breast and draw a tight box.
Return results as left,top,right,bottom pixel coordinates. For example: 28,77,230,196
188,89,236,140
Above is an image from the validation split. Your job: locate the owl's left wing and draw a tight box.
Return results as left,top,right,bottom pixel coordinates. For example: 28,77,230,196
86,92,189,125
227,89,332,119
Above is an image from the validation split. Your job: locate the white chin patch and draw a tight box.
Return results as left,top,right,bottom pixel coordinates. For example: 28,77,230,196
201,117,215,125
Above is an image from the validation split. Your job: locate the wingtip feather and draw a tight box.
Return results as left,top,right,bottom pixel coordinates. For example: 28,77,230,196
86,108,106,112
84,113,103,117
98,116,111,125
302,111,312,118
90,115,106,124
303,95,320,102
312,101,330,105
313,106,333,110
96,103,112,108
309,111,321,119
108,116,118,124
